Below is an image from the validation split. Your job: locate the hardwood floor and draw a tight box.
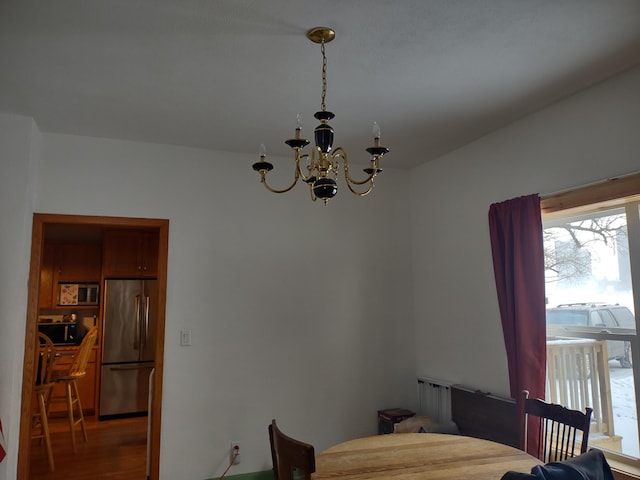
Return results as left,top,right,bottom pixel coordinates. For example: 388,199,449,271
29,415,148,480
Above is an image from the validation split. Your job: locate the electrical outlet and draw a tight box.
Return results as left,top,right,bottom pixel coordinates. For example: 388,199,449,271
230,441,241,464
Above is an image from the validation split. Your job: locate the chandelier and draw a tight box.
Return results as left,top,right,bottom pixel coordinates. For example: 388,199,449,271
252,27,390,204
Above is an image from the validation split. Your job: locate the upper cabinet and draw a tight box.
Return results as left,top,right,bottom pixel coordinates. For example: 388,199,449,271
102,230,159,278
56,243,103,282
39,242,56,309
39,242,102,309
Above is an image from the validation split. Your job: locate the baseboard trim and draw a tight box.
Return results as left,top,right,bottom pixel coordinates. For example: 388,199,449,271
208,470,273,480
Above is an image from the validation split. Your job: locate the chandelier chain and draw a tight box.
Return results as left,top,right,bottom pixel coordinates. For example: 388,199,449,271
321,40,327,112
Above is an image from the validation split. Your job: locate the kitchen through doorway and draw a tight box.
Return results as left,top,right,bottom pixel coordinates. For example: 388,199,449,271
18,213,169,480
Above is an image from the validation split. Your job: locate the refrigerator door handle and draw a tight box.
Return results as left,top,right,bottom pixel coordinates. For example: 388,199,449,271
108,364,152,371
143,295,150,348
134,294,141,349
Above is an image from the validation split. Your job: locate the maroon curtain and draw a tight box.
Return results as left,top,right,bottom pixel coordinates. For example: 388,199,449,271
488,194,546,455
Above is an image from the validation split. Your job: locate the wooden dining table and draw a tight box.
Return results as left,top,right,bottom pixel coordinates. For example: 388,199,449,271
312,433,542,480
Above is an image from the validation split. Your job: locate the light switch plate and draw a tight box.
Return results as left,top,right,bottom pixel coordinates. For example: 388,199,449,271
180,329,192,346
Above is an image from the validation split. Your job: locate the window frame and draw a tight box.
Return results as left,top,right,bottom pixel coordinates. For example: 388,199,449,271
541,173,640,216
542,172,640,470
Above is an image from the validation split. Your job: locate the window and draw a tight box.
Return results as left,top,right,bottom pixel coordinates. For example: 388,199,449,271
541,174,640,465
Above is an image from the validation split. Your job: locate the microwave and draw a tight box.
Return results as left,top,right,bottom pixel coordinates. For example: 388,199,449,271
38,322,78,345
58,283,100,305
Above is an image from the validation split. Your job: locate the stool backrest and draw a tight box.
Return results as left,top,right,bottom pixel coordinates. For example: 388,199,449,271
67,326,98,377
35,333,57,387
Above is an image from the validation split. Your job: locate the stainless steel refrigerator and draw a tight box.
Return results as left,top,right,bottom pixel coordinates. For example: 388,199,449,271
99,279,157,419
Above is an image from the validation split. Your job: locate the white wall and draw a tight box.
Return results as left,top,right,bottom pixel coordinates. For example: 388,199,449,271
1,129,414,480
410,63,640,397
4,60,640,480
0,114,40,480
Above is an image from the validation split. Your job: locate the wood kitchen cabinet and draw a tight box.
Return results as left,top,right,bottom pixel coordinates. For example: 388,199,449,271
102,230,159,277
39,242,56,309
48,347,98,416
56,243,102,282
39,242,102,309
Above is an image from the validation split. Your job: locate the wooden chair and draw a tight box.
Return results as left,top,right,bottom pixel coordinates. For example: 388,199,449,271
32,333,57,472
48,326,98,453
520,390,593,462
268,419,316,480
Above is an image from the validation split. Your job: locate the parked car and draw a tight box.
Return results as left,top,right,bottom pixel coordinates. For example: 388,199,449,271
546,303,635,368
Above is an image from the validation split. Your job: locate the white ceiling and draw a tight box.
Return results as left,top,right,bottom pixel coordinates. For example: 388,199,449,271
1,1,640,169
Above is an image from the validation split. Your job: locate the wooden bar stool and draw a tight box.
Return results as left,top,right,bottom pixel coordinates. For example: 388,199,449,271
48,327,98,454
33,333,57,472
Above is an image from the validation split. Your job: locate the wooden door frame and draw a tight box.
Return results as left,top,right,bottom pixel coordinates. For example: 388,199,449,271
18,213,169,480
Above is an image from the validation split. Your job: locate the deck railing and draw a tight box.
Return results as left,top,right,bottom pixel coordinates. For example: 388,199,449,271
546,338,614,437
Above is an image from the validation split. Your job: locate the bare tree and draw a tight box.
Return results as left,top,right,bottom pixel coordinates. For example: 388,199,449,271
544,214,627,284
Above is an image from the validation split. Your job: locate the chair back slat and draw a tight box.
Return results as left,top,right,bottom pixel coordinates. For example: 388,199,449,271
35,333,57,388
521,390,593,462
269,419,315,480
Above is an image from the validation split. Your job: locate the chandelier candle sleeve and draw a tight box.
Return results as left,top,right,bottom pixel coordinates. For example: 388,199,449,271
251,26,389,204
253,144,273,173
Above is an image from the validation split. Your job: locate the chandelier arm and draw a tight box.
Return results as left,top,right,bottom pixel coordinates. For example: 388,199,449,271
345,178,375,197
259,174,300,194
333,148,378,186
308,182,318,202
344,169,377,186
258,155,306,194
297,152,318,183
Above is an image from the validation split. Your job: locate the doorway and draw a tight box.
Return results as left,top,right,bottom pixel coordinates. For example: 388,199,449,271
18,213,169,480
